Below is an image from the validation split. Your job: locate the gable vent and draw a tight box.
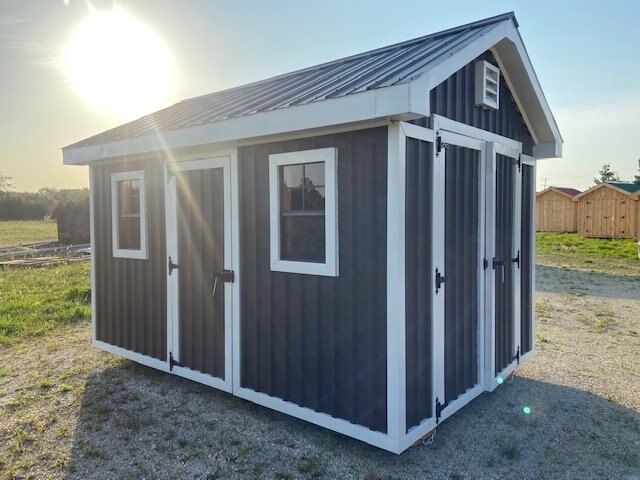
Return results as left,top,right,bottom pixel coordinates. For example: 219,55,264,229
475,60,500,110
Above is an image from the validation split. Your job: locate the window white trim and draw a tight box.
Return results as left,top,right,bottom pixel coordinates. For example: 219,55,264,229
268,147,338,277
110,170,148,259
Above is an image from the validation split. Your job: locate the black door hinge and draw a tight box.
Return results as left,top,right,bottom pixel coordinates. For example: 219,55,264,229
435,268,446,294
436,133,448,155
514,154,522,172
168,256,179,276
483,258,489,270
169,351,182,371
512,250,520,269
166,164,175,183
513,345,520,365
435,397,449,424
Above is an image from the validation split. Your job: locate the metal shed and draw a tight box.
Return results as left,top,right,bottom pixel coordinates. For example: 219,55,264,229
536,187,580,232
574,182,640,239
62,12,562,453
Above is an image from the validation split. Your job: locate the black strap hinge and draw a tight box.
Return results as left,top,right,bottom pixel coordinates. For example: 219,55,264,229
513,345,520,365
512,250,520,269
168,256,179,276
169,351,182,371
436,133,448,155
166,164,175,183
514,154,522,172
435,397,449,424
217,269,235,283
435,268,445,294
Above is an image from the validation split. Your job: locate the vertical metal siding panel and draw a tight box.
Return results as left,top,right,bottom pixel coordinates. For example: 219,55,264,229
521,166,534,354
93,160,166,361
238,127,387,433
405,138,433,430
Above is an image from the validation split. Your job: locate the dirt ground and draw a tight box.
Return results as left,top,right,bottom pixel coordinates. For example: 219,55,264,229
1,266,639,479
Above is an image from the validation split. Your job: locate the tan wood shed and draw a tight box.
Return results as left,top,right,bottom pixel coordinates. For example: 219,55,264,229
574,182,640,239
536,187,580,232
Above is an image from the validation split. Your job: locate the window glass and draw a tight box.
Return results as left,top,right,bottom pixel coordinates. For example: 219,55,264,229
279,161,326,263
117,179,141,250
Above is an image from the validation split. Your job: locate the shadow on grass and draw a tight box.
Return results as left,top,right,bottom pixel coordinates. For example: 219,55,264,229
64,361,640,480
536,265,640,300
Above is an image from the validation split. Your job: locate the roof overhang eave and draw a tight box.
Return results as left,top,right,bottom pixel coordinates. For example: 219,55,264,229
62,82,427,165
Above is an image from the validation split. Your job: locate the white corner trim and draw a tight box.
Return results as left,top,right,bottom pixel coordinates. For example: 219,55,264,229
89,167,97,344
386,122,407,440
110,170,148,260
268,147,338,277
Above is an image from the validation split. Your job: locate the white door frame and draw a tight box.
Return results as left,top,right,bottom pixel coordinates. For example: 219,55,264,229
165,155,234,393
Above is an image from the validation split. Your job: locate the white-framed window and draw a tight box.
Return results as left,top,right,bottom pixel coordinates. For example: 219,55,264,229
269,147,338,276
110,170,148,259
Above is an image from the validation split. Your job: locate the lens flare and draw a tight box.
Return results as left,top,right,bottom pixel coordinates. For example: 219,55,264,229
523,406,531,415
496,376,504,385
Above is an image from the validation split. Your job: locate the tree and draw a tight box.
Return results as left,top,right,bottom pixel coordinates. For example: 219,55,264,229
0,172,12,193
594,164,619,185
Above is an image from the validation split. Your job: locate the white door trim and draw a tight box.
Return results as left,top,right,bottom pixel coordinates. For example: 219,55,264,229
165,155,234,393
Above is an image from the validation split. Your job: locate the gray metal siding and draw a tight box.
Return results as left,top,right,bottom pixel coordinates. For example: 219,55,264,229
444,146,480,403
521,165,534,354
92,160,167,360
415,52,534,155
176,168,225,377
494,154,515,374
405,137,434,431
238,127,388,433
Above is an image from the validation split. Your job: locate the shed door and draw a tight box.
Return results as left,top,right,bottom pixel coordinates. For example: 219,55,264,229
166,157,233,392
432,128,486,417
491,148,522,380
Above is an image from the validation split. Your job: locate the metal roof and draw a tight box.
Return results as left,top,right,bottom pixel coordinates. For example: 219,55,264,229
66,12,516,149
605,181,640,194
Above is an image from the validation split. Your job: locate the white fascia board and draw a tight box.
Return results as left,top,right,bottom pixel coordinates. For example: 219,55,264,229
63,83,424,165
533,141,562,159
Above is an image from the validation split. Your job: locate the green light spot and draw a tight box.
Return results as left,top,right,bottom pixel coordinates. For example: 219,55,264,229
523,406,531,415
496,376,504,385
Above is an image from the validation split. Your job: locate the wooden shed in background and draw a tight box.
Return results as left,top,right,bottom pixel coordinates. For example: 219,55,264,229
536,187,580,232
574,182,640,239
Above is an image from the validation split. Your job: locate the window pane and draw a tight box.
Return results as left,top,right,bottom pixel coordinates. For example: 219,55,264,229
280,215,325,263
117,179,141,250
280,165,304,211
281,187,303,211
303,162,325,188
281,164,303,188
304,186,325,211
119,216,141,250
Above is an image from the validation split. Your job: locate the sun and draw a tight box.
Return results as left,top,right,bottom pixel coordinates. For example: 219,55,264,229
62,6,177,120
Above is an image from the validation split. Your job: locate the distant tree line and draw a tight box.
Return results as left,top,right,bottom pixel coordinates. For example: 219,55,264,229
0,173,88,221
594,161,640,185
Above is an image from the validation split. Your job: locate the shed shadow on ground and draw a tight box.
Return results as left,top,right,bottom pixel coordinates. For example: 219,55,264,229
64,361,640,479
536,265,640,300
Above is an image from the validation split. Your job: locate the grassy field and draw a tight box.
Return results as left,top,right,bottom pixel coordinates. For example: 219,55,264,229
0,262,90,345
536,232,640,275
0,220,57,247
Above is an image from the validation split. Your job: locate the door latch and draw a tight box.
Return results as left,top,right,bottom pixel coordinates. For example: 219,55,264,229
493,257,505,282
168,256,179,276
212,270,235,297
435,268,446,294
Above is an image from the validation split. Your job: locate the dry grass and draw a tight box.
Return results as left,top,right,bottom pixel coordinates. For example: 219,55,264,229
1,267,639,479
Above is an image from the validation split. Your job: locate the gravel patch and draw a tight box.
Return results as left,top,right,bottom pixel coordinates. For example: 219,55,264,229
1,266,639,479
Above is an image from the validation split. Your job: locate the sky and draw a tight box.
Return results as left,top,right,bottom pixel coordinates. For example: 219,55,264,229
0,0,639,192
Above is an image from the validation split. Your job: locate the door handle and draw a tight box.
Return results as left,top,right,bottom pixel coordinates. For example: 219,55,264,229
212,269,235,297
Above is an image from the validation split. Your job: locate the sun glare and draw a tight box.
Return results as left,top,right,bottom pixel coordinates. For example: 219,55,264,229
62,7,176,120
